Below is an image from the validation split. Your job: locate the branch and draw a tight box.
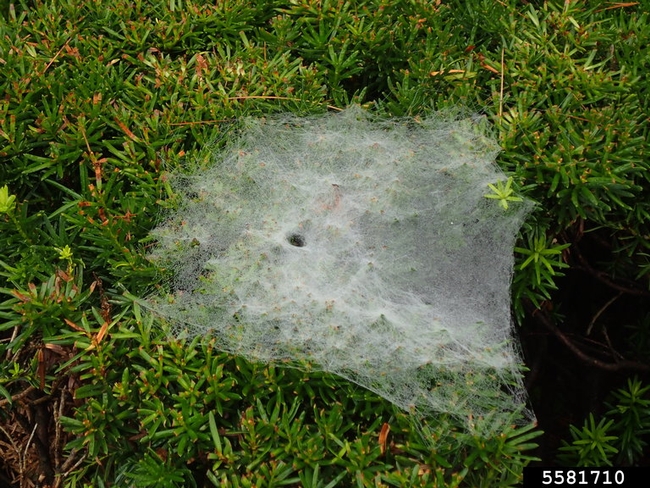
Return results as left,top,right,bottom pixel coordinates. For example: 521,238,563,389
0,385,36,408
572,244,650,297
526,302,650,373
586,291,622,336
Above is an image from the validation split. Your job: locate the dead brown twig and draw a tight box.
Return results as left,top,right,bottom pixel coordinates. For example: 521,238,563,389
0,384,85,487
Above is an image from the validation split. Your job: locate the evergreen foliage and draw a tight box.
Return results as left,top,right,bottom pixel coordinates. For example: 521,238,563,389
1,0,649,486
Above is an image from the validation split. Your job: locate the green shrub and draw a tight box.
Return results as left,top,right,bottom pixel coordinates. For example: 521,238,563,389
558,377,650,467
2,0,649,485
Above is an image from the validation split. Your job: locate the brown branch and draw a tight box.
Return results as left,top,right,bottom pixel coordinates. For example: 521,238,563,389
586,291,622,335
572,244,650,297
0,385,36,408
527,302,650,373
43,38,72,74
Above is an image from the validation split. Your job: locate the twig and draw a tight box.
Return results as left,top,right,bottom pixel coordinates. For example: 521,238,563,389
21,423,38,487
572,244,650,297
43,38,72,74
499,47,505,118
601,323,625,361
0,423,20,458
51,386,86,487
57,450,86,486
6,325,19,361
586,291,622,335
528,302,650,372
598,2,639,12
0,386,36,408
23,423,37,461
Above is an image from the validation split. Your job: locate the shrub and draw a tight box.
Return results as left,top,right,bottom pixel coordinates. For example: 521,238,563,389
2,0,649,485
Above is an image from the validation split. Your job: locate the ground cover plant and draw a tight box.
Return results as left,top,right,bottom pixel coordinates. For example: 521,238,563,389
0,0,649,486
